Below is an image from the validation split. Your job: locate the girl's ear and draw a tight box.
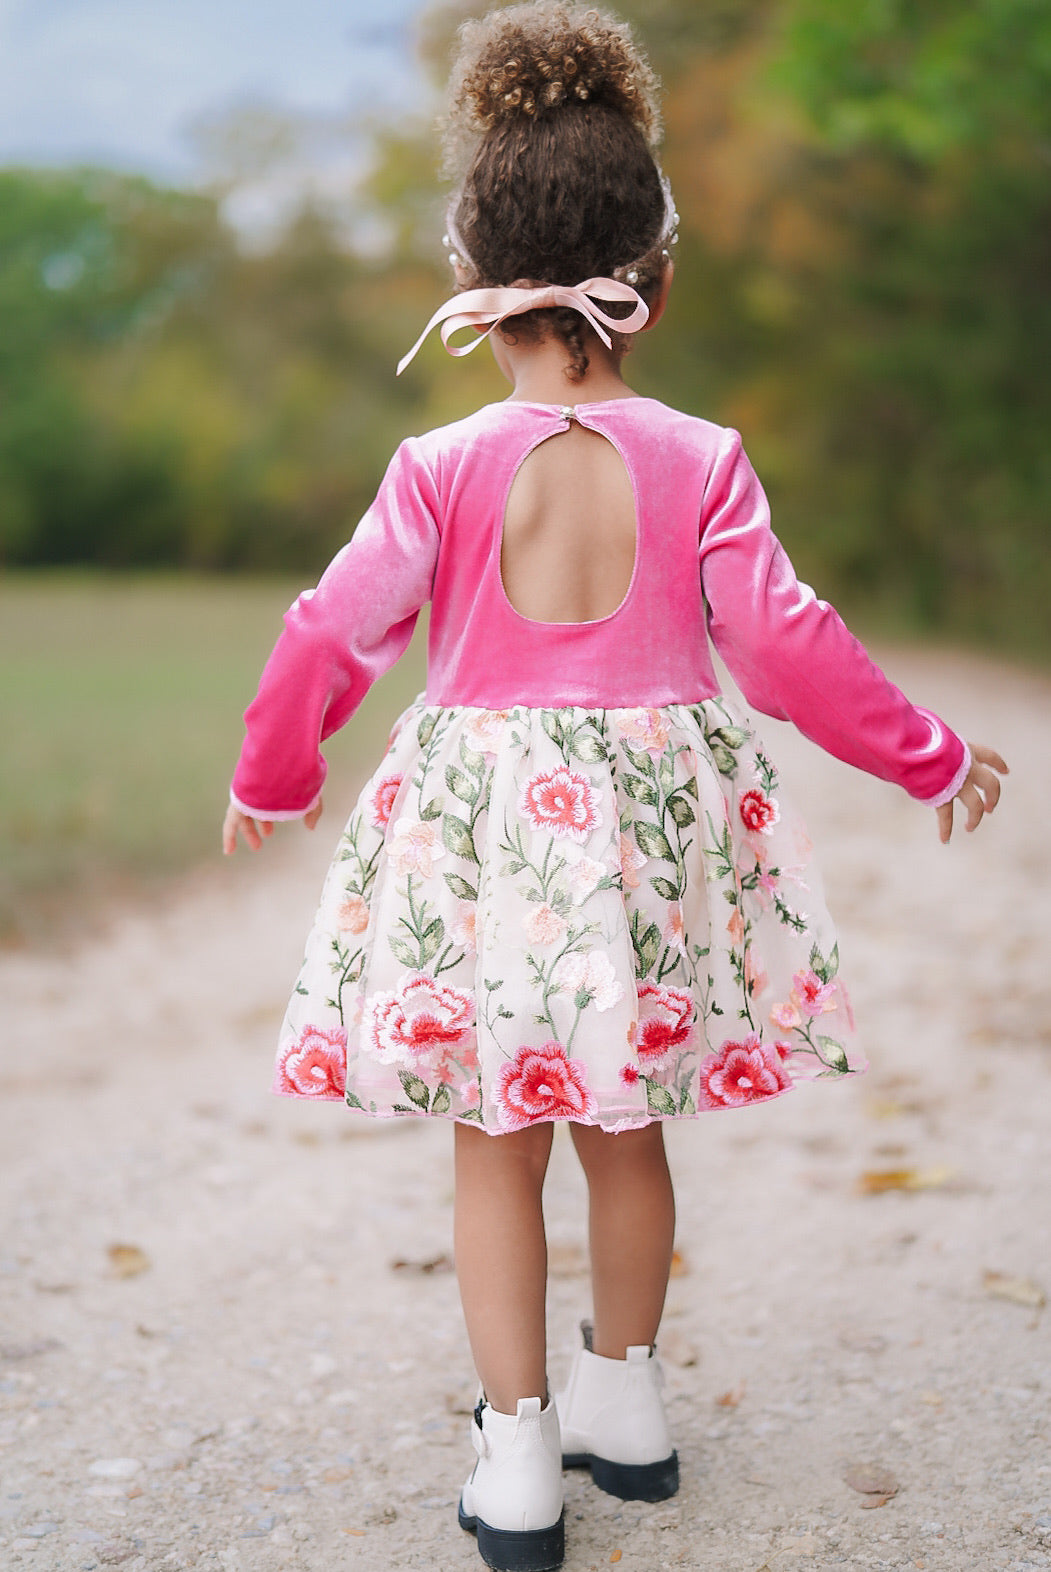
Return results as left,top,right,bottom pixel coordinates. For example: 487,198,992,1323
643,258,674,330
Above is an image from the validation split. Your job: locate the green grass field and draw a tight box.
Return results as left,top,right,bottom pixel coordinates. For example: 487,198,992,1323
0,573,426,945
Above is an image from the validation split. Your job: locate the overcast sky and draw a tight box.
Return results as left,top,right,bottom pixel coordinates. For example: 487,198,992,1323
0,0,426,181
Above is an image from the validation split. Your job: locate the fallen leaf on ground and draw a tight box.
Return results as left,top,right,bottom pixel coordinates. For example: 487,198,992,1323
106,1244,150,1279
860,1494,895,1510
341,1528,367,1536
389,1252,454,1275
982,1270,1045,1308
323,1466,354,1483
844,1464,899,1499
610,1552,623,1564
715,1383,745,1408
669,1249,689,1277
920,1390,943,1407
856,1166,954,1195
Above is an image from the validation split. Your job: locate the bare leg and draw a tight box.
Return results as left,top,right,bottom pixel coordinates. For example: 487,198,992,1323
569,1122,676,1359
454,1121,554,1415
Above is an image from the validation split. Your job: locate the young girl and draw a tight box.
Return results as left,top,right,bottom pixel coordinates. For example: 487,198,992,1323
223,6,1006,1569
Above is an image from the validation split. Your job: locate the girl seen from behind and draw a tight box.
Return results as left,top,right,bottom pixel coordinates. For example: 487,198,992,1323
223,5,1006,1568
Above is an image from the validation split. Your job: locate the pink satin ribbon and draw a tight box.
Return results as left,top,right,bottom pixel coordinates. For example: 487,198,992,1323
396,277,650,376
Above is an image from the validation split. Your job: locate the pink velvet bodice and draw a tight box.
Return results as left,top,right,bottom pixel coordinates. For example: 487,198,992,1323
231,397,969,818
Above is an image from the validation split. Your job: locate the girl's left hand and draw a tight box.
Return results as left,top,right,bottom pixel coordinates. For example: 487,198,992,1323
222,796,323,854
935,743,1008,843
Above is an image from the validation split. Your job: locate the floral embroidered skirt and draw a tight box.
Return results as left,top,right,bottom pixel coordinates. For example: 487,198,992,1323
273,698,863,1133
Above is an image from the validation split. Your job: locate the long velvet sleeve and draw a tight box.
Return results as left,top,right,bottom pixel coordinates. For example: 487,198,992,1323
230,438,441,818
698,428,970,805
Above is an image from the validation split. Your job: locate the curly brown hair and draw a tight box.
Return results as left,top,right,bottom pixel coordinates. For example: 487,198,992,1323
443,3,670,382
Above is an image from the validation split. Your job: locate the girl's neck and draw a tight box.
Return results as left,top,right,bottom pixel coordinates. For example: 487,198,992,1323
496,331,638,406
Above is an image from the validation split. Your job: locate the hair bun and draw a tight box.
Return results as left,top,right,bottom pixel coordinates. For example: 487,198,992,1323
449,2,660,147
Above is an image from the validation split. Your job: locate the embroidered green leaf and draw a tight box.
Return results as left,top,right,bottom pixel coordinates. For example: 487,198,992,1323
710,743,737,777
294,982,308,996
416,713,436,748
444,872,478,902
711,724,748,750
569,729,606,763
809,942,831,983
680,774,699,799
649,874,681,902
485,978,503,991
398,1070,431,1110
430,1083,452,1115
623,743,656,776
459,1104,484,1123
635,821,675,862
445,765,477,805
679,1084,696,1116
442,814,478,862
621,773,658,806
461,737,487,776
817,1036,849,1073
667,794,696,828
658,753,676,792
389,935,420,970
827,941,840,978
629,913,663,978
541,711,563,745
420,917,445,964
497,1005,514,1019
619,806,634,832
645,1081,677,1116
420,796,443,821
345,1090,365,1110
502,858,526,876
391,1102,418,1114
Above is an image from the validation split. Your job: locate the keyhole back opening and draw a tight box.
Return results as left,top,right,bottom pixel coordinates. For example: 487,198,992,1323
499,421,639,626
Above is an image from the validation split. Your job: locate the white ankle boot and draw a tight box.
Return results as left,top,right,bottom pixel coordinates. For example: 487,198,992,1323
556,1323,679,1501
458,1394,565,1571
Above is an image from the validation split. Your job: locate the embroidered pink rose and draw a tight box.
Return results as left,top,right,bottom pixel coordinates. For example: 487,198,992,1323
366,974,475,1074
519,768,602,844
739,788,780,836
462,1080,481,1109
619,1063,641,1088
337,894,369,935
388,816,446,879
273,1024,347,1099
451,907,477,954
790,968,837,1018
567,855,606,900
619,833,646,891
770,998,801,1031
774,1039,793,1062
699,1034,791,1109
496,1041,597,1130
370,774,403,829
524,903,568,946
553,951,624,1012
726,907,745,947
744,946,769,998
663,903,687,953
635,981,695,1068
463,709,508,754
616,708,669,756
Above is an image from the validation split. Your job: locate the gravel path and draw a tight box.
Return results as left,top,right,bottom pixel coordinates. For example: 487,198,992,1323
2,648,1049,1572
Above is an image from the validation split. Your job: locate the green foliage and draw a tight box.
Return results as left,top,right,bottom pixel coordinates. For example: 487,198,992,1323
0,0,1048,654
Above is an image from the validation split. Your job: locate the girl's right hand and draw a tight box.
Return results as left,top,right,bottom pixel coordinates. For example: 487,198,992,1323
222,796,323,854
936,744,1008,843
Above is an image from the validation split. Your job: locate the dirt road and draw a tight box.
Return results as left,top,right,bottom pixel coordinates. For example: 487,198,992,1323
2,648,1049,1571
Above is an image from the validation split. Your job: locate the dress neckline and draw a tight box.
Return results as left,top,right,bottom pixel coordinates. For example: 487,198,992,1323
497,395,655,413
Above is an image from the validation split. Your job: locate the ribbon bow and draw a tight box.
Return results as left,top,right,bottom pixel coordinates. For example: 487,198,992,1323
396,277,649,376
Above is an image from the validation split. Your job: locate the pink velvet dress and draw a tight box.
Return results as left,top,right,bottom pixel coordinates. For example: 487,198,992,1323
230,397,969,1133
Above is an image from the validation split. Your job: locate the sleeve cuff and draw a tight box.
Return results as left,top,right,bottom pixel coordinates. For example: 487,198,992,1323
229,787,322,822
918,742,972,809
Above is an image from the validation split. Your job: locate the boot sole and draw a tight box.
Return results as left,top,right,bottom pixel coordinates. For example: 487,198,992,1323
562,1449,679,1502
458,1501,565,1571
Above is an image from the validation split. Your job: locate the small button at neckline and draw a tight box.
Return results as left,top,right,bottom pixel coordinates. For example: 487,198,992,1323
558,405,575,421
